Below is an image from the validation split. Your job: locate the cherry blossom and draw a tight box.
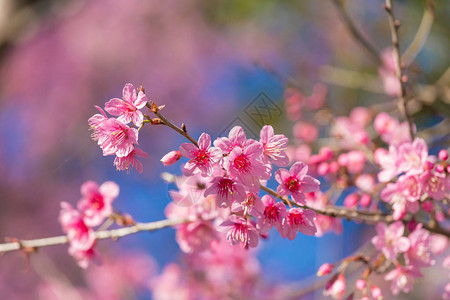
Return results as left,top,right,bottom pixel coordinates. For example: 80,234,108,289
371,221,410,261
275,162,320,205
104,83,148,127
179,133,222,177
59,202,95,251
204,176,246,208
77,180,119,227
259,125,289,167
220,215,259,248
113,147,148,174
384,264,422,295
282,207,316,239
256,195,287,235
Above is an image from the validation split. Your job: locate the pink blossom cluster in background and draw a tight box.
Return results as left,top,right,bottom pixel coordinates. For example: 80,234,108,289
59,180,119,268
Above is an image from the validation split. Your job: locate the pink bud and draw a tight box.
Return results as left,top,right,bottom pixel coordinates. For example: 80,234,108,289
160,151,182,166
317,162,329,175
424,161,434,170
344,193,359,208
317,263,334,276
439,149,448,161
371,285,382,299
338,153,348,166
355,279,366,290
436,164,445,173
329,161,340,173
325,273,346,299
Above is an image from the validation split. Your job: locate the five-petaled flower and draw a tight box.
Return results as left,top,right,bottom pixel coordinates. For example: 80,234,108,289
275,162,320,205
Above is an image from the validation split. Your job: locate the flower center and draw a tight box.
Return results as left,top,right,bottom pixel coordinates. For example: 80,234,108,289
286,176,300,191
195,149,210,165
233,154,251,174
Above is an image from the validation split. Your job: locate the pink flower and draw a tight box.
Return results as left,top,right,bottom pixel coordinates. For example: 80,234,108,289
114,147,148,174
376,146,400,183
179,133,222,177
371,221,410,261
231,192,265,217
214,126,249,155
293,122,319,143
77,181,119,227
339,150,366,174
384,264,422,295
204,177,246,208
420,169,448,201
68,246,97,269
88,105,108,128
93,118,138,157
256,195,287,234
59,202,95,251
176,220,219,253
282,208,316,239
275,162,320,205
381,178,420,220
161,150,182,166
349,107,372,128
405,224,434,267
379,49,401,97
220,215,259,248
104,83,148,127
325,273,346,299
397,138,428,175
227,141,270,188
259,125,289,167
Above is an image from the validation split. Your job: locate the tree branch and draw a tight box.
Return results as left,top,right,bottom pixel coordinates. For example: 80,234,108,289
384,0,415,140
0,218,188,254
260,184,450,238
331,0,381,65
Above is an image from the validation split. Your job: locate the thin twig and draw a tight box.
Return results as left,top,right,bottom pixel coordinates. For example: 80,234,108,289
384,0,415,140
146,102,199,147
332,0,381,65
0,218,188,254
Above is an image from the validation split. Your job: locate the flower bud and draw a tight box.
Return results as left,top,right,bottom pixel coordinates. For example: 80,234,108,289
160,151,182,166
439,149,448,161
355,279,366,290
371,285,383,300
317,263,334,276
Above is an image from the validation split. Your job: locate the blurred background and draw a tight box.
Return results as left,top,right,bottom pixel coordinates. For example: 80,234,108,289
0,0,449,299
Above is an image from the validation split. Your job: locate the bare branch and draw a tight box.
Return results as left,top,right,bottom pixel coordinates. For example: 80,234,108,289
0,218,188,254
331,0,381,65
384,0,415,140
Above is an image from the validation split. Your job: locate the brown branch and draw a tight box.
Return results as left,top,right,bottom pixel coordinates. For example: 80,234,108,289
384,0,415,140
260,184,450,238
146,102,199,147
332,0,381,65
0,218,188,254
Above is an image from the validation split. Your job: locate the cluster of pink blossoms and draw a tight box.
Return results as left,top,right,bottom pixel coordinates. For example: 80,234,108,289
89,84,149,173
162,125,320,250
59,181,119,268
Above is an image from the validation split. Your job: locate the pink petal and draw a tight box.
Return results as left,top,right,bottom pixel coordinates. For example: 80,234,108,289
81,181,99,197
99,181,120,200
122,83,137,102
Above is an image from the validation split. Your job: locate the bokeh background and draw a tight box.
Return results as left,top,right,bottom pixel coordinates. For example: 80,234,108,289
0,0,449,299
